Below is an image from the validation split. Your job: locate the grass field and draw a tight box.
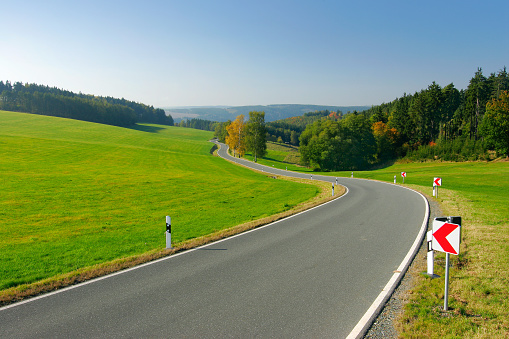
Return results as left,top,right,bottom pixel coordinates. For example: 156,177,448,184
258,143,509,337
244,142,310,172
0,111,321,292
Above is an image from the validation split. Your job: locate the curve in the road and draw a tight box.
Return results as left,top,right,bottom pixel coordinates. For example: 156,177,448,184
0,142,429,338
214,141,429,338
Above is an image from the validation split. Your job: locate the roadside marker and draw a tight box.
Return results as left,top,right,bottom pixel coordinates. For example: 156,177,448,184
430,216,462,311
426,231,438,278
166,216,172,249
433,177,442,198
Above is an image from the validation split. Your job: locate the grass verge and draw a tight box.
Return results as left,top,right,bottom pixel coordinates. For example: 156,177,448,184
0,174,343,306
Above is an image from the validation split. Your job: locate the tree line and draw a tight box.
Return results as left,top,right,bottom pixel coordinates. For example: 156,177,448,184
265,110,342,145
177,118,217,131
299,67,509,171
0,81,173,127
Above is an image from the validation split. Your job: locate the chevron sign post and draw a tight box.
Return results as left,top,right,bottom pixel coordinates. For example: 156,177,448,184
431,216,462,311
433,177,442,197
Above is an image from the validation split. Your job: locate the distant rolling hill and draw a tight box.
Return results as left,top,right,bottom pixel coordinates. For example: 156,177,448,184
165,104,370,122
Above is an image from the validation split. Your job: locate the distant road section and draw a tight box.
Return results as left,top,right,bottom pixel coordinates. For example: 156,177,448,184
0,142,427,338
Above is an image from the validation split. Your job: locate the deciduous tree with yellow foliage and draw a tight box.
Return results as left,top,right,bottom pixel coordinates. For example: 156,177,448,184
226,115,246,157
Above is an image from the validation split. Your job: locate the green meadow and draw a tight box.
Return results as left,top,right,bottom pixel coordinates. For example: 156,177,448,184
0,111,319,291
258,143,509,337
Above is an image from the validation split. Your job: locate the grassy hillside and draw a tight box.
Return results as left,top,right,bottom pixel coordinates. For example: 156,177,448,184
0,111,320,291
251,143,509,337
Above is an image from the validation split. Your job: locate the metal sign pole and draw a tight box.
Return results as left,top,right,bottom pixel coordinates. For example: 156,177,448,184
444,253,450,310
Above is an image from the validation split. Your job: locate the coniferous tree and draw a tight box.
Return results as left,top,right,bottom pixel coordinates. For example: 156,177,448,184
464,68,489,140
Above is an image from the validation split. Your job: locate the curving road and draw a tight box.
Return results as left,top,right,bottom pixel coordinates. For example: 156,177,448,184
0,142,428,338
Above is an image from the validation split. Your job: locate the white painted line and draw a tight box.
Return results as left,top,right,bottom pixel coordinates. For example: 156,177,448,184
346,185,429,339
219,141,432,338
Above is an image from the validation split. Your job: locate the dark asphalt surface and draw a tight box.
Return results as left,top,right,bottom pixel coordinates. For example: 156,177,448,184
0,142,427,338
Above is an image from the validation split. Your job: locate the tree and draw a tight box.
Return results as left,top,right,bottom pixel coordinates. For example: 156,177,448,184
299,114,376,171
290,130,299,145
480,90,509,156
226,115,246,157
425,81,444,141
245,111,267,162
372,121,399,162
465,68,489,140
214,120,230,142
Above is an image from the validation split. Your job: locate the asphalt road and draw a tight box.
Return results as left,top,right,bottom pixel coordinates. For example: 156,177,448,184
0,142,428,338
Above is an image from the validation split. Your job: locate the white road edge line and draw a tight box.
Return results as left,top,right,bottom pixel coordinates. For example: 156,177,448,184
217,141,431,338
346,184,429,339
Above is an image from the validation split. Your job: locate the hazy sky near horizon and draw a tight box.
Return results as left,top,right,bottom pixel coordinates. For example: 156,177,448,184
2,0,508,108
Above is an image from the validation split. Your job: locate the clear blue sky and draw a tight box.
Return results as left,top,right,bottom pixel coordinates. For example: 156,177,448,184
2,0,508,108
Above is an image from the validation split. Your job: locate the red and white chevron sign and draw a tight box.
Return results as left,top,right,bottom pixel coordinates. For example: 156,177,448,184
433,177,442,187
401,172,406,177
432,220,460,255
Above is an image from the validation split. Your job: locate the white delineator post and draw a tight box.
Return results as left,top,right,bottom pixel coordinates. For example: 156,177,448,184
332,183,335,196
166,216,172,249
394,175,397,184
427,230,435,277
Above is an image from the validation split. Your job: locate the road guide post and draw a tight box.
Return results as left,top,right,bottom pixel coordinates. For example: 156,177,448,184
432,216,461,311
332,183,335,196
426,230,439,278
165,216,172,249
401,172,406,184
433,177,442,198
394,175,397,184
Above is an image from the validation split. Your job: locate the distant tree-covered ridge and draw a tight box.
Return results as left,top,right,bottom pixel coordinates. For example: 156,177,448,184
166,104,369,122
0,81,173,127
